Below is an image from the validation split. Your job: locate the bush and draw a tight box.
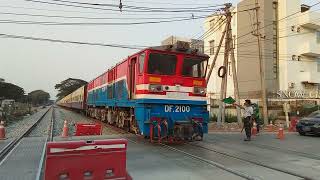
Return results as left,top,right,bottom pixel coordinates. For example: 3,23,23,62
225,113,238,123
209,114,217,122
268,114,278,124
209,113,238,123
298,105,320,117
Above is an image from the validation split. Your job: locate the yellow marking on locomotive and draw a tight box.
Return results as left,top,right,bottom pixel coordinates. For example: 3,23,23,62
193,80,203,86
149,77,161,83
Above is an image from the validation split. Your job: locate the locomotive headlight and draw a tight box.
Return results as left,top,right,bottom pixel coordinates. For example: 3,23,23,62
194,87,206,95
149,84,163,92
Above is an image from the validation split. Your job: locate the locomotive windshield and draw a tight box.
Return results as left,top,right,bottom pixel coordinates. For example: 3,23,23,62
148,53,177,75
182,58,207,78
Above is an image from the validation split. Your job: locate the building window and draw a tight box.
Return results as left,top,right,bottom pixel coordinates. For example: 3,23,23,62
317,31,320,43
209,40,215,55
317,60,320,72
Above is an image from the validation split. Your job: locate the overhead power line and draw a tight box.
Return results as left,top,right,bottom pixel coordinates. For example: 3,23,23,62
0,5,210,16
112,0,213,6
0,15,209,26
0,33,146,49
235,1,320,41
25,0,222,13
0,11,206,20
44,0,225,10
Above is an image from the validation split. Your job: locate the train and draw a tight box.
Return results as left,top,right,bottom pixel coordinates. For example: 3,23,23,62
57,41,209,141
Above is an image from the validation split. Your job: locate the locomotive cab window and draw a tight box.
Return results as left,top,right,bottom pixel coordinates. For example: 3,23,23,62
139,53,145,74
182,58,207,78
147,53,177,75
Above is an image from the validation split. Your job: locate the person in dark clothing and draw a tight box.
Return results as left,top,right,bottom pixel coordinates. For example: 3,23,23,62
234,99,253,141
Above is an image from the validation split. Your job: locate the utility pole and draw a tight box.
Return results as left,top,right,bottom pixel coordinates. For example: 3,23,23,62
206,8,228,127
228,26,242,124
206,3,241,126
254,0,269,125
219,8,231,124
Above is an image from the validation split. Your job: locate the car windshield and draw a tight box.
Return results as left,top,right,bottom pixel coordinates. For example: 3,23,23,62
147,53,177,75
307,111,320,118
182,58,207,78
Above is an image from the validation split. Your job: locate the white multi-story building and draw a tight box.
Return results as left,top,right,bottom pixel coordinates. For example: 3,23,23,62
205,0,320,102
278,0,320,92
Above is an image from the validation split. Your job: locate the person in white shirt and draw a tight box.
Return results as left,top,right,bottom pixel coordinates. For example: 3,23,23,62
234,99,253,141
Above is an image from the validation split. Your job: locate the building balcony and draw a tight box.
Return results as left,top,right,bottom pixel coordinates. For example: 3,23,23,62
299,40,320,57
300,72,320,84
300,11,320,30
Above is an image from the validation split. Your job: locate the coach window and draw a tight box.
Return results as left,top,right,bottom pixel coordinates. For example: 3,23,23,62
148,53,177,75
138,53,145,74
182,58,207,78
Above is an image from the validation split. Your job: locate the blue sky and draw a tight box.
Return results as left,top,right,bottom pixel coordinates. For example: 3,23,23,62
0,0,316,98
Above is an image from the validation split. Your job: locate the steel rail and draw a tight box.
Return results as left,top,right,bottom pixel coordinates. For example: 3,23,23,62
97,121,259,180
61,109,312,180
0,106,52,162
35,106,55,180
187,142,313,180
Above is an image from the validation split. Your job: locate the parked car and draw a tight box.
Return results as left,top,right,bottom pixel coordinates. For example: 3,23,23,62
296,110,320,136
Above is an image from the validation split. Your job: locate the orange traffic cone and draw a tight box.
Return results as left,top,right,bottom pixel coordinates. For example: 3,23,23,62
277,124,284,140
0,121,6,140
252,122,257,136
267,122,273,132
61,120,69,137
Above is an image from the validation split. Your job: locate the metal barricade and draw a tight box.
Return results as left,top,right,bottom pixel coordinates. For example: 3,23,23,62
44,139,132,180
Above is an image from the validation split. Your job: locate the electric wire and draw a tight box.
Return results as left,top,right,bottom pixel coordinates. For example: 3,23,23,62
25,0,222,13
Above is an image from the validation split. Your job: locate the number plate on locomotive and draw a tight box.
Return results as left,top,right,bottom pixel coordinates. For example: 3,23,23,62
165,105,191,113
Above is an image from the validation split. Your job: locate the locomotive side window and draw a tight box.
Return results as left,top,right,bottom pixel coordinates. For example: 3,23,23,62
148,53,177,75
138,53,145,74
182,58,207,78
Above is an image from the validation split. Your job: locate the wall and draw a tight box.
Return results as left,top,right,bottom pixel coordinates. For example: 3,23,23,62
237,0,278,99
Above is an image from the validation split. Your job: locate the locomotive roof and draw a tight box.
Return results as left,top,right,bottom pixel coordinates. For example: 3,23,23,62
88,45,209,83
145,45,209,58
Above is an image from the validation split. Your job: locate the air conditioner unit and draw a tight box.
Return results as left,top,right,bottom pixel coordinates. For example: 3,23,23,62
288,82,295,88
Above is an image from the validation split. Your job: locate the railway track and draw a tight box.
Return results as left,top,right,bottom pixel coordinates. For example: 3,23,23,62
97,121,311,180
186,141,313,180
0,106,53,163
56,108,315,180
92,121,262,180
205,134,320,161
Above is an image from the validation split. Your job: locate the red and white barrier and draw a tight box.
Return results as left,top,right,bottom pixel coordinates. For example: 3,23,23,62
45,139,132,180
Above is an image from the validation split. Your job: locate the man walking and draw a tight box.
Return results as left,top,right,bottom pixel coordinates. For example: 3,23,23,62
234,100,254,141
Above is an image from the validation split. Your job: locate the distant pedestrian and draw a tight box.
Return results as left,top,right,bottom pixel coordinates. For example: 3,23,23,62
234,99,254,141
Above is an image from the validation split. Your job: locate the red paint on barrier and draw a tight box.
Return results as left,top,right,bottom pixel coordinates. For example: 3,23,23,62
75,123,102,136
44,139,132,180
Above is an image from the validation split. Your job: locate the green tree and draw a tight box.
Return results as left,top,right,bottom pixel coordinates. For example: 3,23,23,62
55,78,87,100
0,81,25,101
28,90,50,106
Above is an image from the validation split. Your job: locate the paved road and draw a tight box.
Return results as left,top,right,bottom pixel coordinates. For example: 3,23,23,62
195,132,320,179
52,108,320,180
54,135,245,180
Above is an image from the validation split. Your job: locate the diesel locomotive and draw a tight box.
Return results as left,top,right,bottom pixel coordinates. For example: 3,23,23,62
58,42,209,141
